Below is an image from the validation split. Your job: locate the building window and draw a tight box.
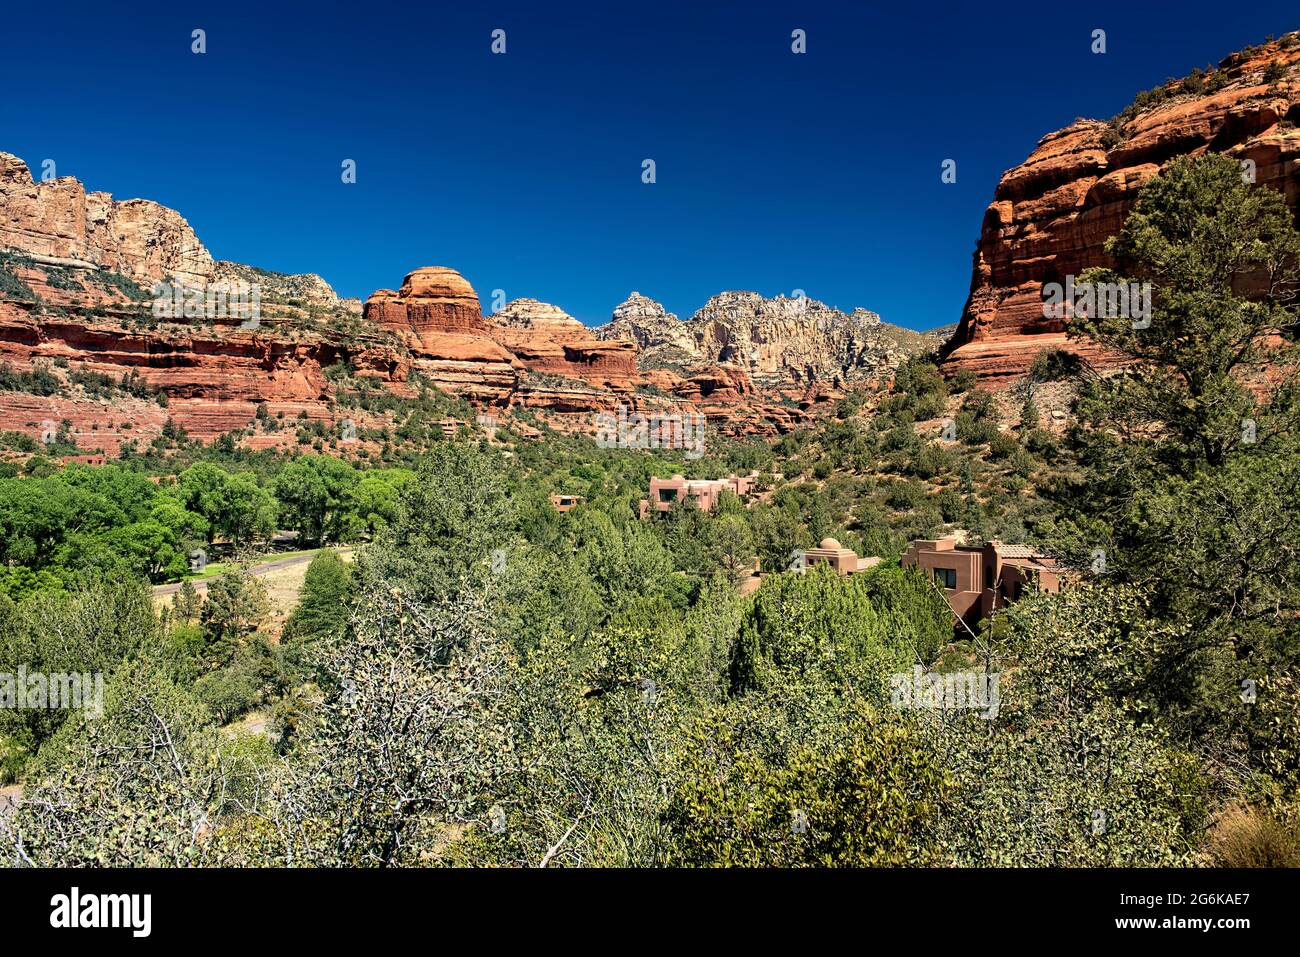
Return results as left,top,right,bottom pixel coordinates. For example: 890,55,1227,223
659,488,678,503
934,567,957,589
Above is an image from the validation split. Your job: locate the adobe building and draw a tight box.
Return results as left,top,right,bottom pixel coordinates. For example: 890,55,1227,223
900,537,1075,628
798,538,881,576
60,453,107,467
638,472,756,519
438,418,461,438
549,493,583,512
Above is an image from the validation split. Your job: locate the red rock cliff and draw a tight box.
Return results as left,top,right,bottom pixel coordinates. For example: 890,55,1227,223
488,297,637,389
942,37,1300,385
0,152,214,287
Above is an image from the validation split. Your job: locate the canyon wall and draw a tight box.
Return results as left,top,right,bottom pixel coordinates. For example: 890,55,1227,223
0,152,213,287
0,150,920,453
0,152,352,308
360,269,813,434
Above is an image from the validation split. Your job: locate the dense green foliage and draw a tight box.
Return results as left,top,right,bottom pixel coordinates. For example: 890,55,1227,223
1,152,1298,867
0,458,414,597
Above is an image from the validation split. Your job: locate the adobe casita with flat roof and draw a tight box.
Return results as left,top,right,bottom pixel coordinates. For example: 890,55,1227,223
638,472,756,519
900,537,1075,628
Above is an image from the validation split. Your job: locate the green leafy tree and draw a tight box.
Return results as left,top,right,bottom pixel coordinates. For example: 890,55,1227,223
1069,153,1300,475
102,519,187,582
223,472,277,545
1059,152,1300,758
729,564,912,697
0,577,157,773
172,463,235,545
1019,389,1040,435
1,660,261,867
350,470,413,536
272,455,358,545
664,702,950,866
173,579,201,625
355,444,514,605
930,586,1205,866
704,514,756,584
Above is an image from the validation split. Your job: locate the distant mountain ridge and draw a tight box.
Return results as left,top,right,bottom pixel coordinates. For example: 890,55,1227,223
596,289,926,387
0,148,935,454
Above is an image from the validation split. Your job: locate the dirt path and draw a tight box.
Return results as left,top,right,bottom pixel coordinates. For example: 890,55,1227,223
0,784,21,815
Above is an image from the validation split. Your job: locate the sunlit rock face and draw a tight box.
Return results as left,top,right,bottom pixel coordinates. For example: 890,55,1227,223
0,152,214,287
942,37,1300,386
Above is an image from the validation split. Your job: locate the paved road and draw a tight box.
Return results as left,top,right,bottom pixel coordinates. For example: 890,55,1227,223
152,547,354,596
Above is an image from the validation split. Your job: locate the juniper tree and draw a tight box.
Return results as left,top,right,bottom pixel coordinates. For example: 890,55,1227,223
1069,152,1300,476
1060,151,1300,781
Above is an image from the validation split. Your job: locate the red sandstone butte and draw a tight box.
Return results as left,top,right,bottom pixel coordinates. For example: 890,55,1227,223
363,266,489,348
362,273,645,403
942,38,1300,385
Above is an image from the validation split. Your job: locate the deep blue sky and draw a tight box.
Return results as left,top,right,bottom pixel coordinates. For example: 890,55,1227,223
2,2,1295,330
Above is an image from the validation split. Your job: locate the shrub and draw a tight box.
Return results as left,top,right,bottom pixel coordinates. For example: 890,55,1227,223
1206,806,1300,867
0,361,60,396
664,705,951,867
911,442,953,479
885,478,927,511
0,264,35,301
194,667,261,723
987,432,1020,461
913,392,947,421
957,413,998,446
961,390,997,420
937,488,964,523
1029,349,1084,382
43,267,84,291
949,370,978,393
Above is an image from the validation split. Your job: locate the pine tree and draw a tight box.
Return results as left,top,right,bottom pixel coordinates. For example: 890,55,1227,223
1019,390,1040,437
283,550,353,645
174,579,201,625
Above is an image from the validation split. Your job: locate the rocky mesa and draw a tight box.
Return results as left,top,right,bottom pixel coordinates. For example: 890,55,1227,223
0,152,212,287
488,296,638,390
358,268,813,434
0,152,353,309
